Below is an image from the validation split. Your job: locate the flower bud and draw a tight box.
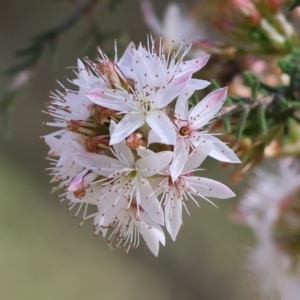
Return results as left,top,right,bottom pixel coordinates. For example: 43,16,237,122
96,60,130,91
97,106,117,124
68,169,99,198
126,132,145,149
85,135,110,153
231,0,261,25
264,140,281,157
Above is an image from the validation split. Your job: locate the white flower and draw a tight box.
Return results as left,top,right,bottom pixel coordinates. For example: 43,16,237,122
174,87,240,162
141,0,208,56
150,143,235,240
47,59,96,123
43,58,100,168
64,186,102,224
44,45,137,159
72,122,173,225
236,159,300,236
93,206,165,256
43,36,240,255
45,137,100,222
248,239,300,300
45,135,87,197
236,159,300,299
86,37,210,145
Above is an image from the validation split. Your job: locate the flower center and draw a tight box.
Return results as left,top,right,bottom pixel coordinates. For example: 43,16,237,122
179,126,191,137
127,170,137,179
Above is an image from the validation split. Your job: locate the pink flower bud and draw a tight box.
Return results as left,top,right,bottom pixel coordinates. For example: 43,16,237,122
96,60,129,90
68,169,98,193
126,132,144,149
230,0,261,25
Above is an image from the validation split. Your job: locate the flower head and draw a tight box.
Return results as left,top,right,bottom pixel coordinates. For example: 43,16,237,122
141,0,209,57
43,37,239,255
86,37,210,145
94,206,165,256
153,142,235,240
234,159,300,298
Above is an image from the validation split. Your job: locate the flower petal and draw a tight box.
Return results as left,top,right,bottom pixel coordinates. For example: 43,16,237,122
175,88,192,117
178,55,210,75
118,41,135,67
188,78,211,90
165,190,183,241
133,49,167,87
137,148,155,157
189,87,227,128
137,176,164,225
110,121,135,166
98,189,128,224
182,140,213,173
201,134,241,163
175,79,210,118
147,129,164,145
156,72,192,108
139,220,165,256
141,0,163,36
110,113,145,145
169,139,189,181
136,151,173,177
85,88,131,112
130,50,154,87
72,152,125,177
185,176,236,199
70,139,86,152
146,110,176,145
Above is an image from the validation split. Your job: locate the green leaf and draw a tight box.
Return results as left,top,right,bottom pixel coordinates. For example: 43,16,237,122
251,78,259,101
244,71,257,86
210,79,221,90
223,114,232,133
236,109,249,139
258,105,267,133
190,92,199,106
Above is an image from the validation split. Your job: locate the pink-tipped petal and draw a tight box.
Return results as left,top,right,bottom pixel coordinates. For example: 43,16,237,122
178,55,210,75
189,78,211,90
141,0,163,35
189,87,228,128
186,176,236,199
202,134,241,163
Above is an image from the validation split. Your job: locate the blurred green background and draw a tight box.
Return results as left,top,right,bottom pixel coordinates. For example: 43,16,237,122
0,1,255,299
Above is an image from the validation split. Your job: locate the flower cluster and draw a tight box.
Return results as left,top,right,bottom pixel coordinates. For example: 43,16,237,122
141,0,209,56
233,159,300,299
43,37,239,256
